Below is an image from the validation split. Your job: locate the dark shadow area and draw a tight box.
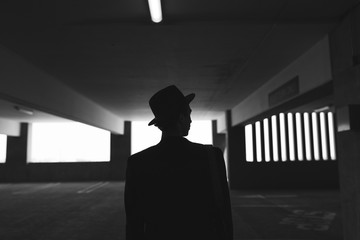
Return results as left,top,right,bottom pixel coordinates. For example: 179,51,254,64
0,162,128,182
0,182,342,240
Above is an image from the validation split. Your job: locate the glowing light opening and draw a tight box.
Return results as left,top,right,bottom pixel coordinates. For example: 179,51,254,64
0,134,6,163
148,0,162,23
319,112,329,160
328,112,337,160
263,119,270,162
131,121,161,154
187,121,213,145
29,122,110,163
279,113,287,161
295,113,304,161
245,124,254,162
287,113,295,161
312,112,320,160
131,120,213,155
255,121,262,162
304,112,312,161
271,115,279,162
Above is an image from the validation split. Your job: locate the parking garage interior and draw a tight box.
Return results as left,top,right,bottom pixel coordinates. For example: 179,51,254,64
1,1,360,239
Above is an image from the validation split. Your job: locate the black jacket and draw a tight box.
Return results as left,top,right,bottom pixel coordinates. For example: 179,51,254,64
125,136,233,240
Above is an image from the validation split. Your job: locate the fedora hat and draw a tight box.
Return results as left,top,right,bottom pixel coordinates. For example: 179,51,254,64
148,85,195,126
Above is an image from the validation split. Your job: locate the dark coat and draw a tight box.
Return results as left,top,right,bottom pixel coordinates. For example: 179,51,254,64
125,136,233,240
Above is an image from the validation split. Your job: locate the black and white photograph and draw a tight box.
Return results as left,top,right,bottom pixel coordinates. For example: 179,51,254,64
0,0,359,239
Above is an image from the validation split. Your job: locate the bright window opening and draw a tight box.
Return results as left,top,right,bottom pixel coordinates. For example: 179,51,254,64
131,121,161,155
312,112,320,161
131,120,213,155
244,111,337,163
245,124,254,162
304,112,312,161
255,121,262,162
287,113,295,161
271,115,279,161
29,122,110,163
295,113,304,161
328,112,337,160
263,119,270,162
279,113,287,161
320,112,329,160
0,134,7,163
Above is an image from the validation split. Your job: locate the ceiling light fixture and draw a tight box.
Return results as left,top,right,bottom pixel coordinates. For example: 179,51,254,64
314,106,331,112
148,0,162,23
14,106,34,115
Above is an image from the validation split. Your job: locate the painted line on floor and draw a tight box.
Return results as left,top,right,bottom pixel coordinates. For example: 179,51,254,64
12,183,60,195
77,182,109,194
233,204,303,208
84,182,109,193
236,194,265,199
264,194,298,198
0,183,12,189
236,194,297,199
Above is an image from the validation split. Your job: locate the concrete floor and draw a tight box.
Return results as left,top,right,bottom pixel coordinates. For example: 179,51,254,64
0,182,342,240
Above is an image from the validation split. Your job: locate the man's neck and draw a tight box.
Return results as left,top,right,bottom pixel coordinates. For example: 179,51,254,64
161,131,182,139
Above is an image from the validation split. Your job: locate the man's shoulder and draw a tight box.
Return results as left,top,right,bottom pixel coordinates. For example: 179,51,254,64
186,139,205,148
186,140,223,155
186,139,219,149
129,145,158,161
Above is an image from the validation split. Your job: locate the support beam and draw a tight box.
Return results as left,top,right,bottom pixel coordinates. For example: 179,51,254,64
226,110,246,189
110,121,131,181
0,44,124,134
212,120,226,152
3,123,28,181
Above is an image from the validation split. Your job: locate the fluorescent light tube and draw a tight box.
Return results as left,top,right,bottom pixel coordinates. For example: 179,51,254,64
314,105,330,112
148,0,162,23
14,106,34,115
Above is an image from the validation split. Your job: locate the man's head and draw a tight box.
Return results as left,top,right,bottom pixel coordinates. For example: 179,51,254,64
148,85,194,136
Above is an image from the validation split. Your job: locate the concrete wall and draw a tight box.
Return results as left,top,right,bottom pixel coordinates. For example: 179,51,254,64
226,36,338,190
215,113,227,133
232,36,332,126
0,44,124,134
227,121,339,190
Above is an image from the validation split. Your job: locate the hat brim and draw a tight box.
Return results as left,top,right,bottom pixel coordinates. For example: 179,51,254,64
148,93,195,126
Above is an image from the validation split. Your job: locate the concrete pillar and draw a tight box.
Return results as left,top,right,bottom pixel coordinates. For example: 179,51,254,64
212,120,226,152
4,122,28,181
329,5,360,240
6,122,28,165
226,110,246,189
110,121,131,181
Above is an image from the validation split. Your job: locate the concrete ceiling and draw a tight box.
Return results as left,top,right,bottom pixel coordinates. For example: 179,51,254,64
0,98,72,123
0,0,358,124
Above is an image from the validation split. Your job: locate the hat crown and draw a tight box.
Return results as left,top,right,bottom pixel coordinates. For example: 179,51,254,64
148,85,194,126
